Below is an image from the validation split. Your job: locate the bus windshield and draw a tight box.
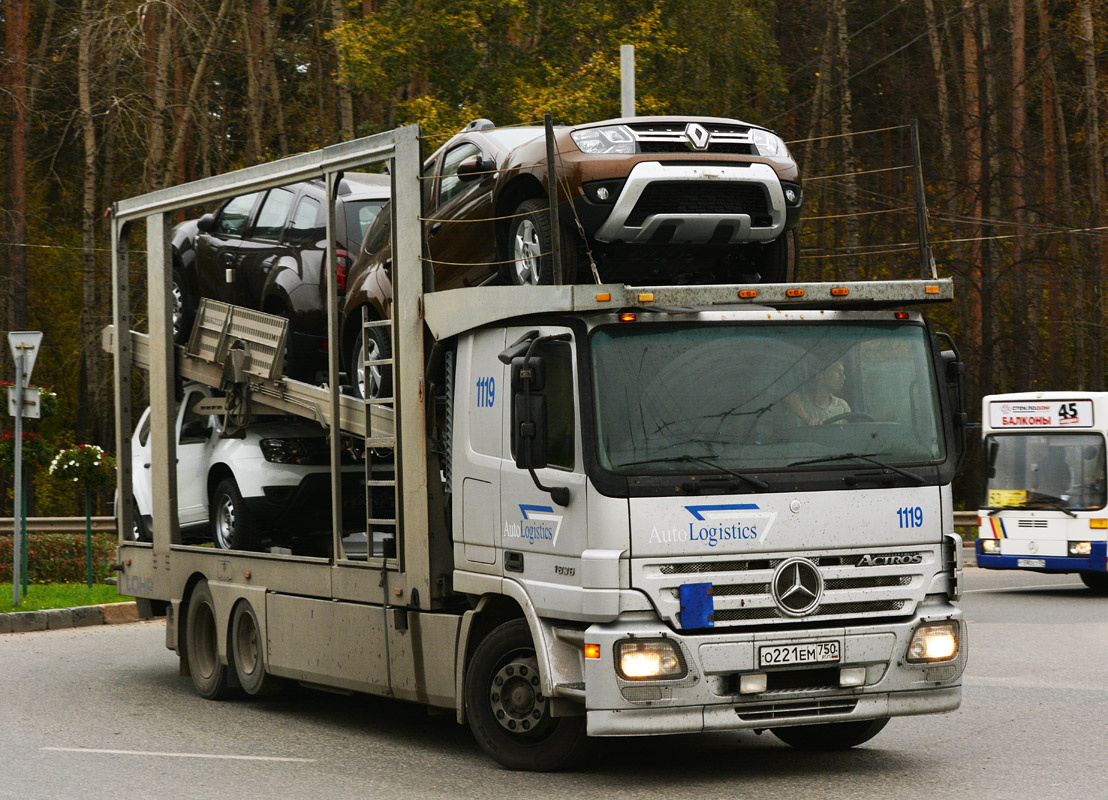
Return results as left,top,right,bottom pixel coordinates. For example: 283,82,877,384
984,433,1107,511
591,321,946,474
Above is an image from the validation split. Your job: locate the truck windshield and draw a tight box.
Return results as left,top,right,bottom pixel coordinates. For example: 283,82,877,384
984,433,1107,511
590,322,946,474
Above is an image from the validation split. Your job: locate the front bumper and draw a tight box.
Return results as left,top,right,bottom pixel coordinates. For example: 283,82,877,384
582,601,965,736
975,539,1107,573
246,471,367,534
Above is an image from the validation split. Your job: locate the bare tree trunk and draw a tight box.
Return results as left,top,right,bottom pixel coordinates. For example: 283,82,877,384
77,0,99,441
834,0,860,280
263,0,288,157
28,0,57,105
145,1,172,186
922,0,954,174
3,0,30,352
162,0,234,187
961,0,985,404
1008,0,1034,386
803,14,836,283
332,0,356,141
242,0,265,163
1079,0,1105,390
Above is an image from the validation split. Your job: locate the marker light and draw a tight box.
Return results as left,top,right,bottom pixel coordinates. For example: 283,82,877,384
785,288,805,298
831,287,849,297
1069,541,1092,557
584,643,601,660
894,311,910,319
595,292,611,302
616,640,686,680
619,312,637,322
1090,519,1107,529
925,285,940,294
907,622,959,663
981,539,1001,554
637,292,654,302
738,289,758,299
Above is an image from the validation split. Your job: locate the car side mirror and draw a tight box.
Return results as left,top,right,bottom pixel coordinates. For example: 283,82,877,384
456,155,492,183
197,213,216,234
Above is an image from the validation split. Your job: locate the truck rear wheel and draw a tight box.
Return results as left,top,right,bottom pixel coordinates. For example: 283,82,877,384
464,619,587,771
231,600,284,696
771,717,889,751
184,580,236,700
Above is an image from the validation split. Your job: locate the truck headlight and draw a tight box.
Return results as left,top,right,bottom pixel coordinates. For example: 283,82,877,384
615,639,686,680
1069,540,1092,557
571,125,638,154
907,622,959,663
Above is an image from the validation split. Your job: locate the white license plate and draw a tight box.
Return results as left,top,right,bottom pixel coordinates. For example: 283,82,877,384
1017,558,1046,568
759,640,841,667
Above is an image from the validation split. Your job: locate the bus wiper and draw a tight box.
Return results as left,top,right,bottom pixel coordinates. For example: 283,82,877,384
618,454,770,490
788,452,925,484
987,501,1077,518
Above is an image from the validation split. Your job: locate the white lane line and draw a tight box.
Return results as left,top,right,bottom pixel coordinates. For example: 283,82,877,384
963,581,1083,594
43,747,314,762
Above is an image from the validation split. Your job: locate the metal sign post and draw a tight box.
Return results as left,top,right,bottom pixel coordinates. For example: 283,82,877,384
8,331,43,608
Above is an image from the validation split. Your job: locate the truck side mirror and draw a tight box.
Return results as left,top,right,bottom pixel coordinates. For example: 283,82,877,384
512,356,548,469
937,333,967,472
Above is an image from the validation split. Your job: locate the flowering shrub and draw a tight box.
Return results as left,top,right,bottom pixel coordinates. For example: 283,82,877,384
0,429,56,472
49,444,117,488
0,533,117,583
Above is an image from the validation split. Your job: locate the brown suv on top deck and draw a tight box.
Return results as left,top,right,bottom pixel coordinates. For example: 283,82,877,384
340,115,803,398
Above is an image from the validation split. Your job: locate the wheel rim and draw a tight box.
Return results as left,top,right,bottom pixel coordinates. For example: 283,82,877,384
235,610,260,678
171,280,184,339
512,220,542,285
354,336,384,400
215,493,236,549
488,653,552,736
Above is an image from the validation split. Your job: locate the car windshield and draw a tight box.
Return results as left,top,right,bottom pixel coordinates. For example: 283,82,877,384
984,433,1107,511
590,321,946,473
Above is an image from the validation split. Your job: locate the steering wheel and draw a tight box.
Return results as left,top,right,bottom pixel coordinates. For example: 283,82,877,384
823,412,875,425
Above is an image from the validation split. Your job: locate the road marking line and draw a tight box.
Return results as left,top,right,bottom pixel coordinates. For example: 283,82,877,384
42,747,314,762
963,581,1083,594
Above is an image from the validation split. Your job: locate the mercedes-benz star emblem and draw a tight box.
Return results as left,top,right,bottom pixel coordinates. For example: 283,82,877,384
684,122,711,151
771,558,823,616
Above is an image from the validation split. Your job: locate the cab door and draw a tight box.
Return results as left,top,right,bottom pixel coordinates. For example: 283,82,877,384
498,327,589,607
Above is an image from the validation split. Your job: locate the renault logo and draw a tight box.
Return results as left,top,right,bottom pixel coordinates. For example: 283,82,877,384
684,122,711,151
771,558,823,616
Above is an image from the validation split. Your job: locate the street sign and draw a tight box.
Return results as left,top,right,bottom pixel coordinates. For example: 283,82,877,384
7,386,41,419
7,331,43,383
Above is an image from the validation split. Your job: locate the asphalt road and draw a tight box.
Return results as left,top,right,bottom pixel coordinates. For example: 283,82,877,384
1,567,1104,800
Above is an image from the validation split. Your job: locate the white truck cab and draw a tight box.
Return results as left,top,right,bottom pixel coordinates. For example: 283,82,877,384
976,392,1108,591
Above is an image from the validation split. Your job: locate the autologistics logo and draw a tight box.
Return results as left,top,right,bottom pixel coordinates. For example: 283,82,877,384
647,504,778,548
504,504,563,547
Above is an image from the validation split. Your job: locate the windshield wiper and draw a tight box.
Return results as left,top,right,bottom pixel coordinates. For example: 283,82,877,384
987,501,1077,518
788,452,925,484
618,454,770,490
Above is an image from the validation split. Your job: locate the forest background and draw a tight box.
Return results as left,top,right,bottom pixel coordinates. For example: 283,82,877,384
2,0,1107,515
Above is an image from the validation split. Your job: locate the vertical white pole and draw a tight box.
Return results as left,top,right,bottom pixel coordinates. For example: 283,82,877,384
12,353,24,607
621,45,635,117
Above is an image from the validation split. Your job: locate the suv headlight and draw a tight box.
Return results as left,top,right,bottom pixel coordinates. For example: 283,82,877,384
571,125,638,154
751,128,788,158
260,437,326,465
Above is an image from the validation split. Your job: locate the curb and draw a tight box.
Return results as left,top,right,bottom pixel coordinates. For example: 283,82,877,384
0,601,139,634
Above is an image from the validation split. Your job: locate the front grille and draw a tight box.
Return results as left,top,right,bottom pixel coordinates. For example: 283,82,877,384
736,697,857,722
636,547,934,630
627,122,758,155
626,182,770,227
1017,519,1048,528
639,141,755,155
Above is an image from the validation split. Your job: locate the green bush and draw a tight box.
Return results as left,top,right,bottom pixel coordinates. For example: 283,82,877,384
0,533,116,584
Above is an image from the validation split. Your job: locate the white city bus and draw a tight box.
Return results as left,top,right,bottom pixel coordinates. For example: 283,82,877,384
977,392,1108,591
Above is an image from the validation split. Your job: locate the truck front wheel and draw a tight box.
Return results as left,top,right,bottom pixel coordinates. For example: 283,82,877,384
184,580,236,700
771,717,889,750
464,619,587,771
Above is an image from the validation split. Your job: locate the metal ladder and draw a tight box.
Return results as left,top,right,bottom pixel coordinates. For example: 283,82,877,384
362,310,398,560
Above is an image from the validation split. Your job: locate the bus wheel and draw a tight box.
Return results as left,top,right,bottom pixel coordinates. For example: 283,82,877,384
771,718,889,751
464,619,587,771
1080,571,1108,593
231,600,284,696
184,580,236,700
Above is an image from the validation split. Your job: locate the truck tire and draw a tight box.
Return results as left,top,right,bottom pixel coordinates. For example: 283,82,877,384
231,600,284,696
771,717,889,751
502,199,581,286
1080,571,1108,593
464,619,587,771
211,477,261,551
184,580,237,700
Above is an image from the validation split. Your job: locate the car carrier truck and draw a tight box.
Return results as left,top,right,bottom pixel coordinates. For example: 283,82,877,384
976,391,1108,592
107,126,968,771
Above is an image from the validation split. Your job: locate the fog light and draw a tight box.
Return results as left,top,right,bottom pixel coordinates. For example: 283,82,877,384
1069,541,1092,557
740,673,767,694
784,187,798,204
839,667,866,687
981,539,1001,554
596,186,610,201
907,622,959,663
616,639,686,681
